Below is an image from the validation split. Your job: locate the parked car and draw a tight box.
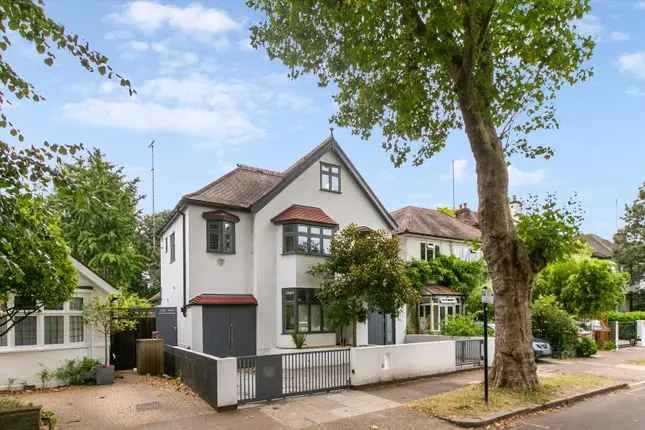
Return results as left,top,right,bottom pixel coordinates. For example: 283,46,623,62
576,320,605,338
533,338,552,358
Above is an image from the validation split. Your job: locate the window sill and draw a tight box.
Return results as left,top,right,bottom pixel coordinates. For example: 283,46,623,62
319,189,342,194
281,252,330,258
281,331,336,336
0,342,92,354
206,250,236,255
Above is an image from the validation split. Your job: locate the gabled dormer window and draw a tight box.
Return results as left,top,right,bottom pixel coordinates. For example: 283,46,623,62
320,162,340,193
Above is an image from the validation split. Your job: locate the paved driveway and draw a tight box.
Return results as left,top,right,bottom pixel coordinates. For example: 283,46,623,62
12,347,645,429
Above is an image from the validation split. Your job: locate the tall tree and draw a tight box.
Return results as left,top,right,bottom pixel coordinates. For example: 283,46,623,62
51,149,142,289
0,195,76,338
0,0,131,326
248,0,593,389
132,210,172,297
614,182,645,288
310,224,417,346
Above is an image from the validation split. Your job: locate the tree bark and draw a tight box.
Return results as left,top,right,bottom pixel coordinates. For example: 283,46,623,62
352,319,358,347
457,90,538,390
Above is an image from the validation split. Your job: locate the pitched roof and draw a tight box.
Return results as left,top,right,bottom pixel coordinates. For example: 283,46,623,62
455,204,480,228
391,205,481,241
72,257,117,295
185,164,283,210
189,294,258,306
272,205,338,226
582,233,616,259
161,136,397,233
422,284,463,296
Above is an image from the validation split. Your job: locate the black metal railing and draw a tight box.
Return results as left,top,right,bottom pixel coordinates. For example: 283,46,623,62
164,345,218,408
456,339,483,366
238,348,350,404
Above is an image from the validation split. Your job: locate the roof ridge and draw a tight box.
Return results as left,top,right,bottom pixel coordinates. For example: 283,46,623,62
236,164,284,177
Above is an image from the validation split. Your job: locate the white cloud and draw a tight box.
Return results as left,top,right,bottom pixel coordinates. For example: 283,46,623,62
120,41,200,72
617,52,645,79
440,159,468,182
573,15,629,42
104,30,133,40
63,98,264,144
64,75,313,146
98,81,118,95
508,165,545,187
110,1,239,39
609,31,629,42
625,86,645,96
574,15,604,38
636,1,645,10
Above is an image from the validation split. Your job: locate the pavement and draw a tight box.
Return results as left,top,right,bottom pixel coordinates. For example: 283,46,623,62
11,347,645,429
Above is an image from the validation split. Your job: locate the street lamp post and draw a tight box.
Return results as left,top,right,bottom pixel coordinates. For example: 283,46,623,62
481,288,494,404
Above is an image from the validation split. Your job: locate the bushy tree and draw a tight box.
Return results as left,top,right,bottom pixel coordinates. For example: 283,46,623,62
538,258,628,319
248,0,594,389
0,1,130,334
310,224,417,346
532,295,578,358
614,182,645,288
82,293,150,366
441,313,489,337
0,196,76,338
51,149,143,290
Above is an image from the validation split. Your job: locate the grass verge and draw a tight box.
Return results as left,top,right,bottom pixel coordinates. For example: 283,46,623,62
629,359,645,366
410,373,614,420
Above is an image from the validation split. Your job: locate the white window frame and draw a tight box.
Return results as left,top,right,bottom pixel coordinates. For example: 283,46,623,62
0,291,90,353
420,241,439,261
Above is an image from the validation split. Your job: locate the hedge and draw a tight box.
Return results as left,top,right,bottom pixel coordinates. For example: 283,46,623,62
607,311,645,322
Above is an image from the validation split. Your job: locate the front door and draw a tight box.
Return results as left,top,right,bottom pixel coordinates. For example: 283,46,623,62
203,305,256,357
368,312,395,345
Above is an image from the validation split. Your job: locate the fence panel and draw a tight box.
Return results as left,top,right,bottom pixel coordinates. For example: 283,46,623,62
610,321,638,348
455,339,483,366
237,348,350,404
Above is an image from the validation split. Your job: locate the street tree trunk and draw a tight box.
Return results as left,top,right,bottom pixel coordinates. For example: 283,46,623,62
457,90,539,390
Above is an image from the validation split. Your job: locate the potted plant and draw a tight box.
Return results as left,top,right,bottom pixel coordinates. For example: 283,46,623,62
83,293,150,384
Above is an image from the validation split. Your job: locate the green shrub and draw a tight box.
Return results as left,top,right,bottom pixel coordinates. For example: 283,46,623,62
55,357,100,385
37,367,53,390
0,397,32,411
532,296,578,358
575,337,598,357
600,340,616,351
441,314,490,337
607,311,645,322
291,332,306,349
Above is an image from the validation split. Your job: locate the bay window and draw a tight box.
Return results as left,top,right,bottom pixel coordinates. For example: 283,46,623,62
282,288,330,333
283,224,334,256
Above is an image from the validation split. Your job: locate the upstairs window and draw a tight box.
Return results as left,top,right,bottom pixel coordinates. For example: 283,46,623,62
320,162,341,193
170,232,176,263
283,224,334,256
420,242,440,261
206,220,235,254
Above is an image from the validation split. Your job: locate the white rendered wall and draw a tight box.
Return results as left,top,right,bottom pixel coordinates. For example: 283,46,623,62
400,233,480,262
254,150,392,354
350,340,456,385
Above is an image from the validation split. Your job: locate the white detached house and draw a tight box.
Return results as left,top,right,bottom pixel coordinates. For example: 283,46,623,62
0,258,117,389
158,137,404,355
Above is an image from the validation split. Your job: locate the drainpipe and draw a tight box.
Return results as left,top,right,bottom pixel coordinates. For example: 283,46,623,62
179,209,188,317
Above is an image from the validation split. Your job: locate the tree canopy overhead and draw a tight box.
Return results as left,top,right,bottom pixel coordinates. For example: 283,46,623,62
248,0,594,390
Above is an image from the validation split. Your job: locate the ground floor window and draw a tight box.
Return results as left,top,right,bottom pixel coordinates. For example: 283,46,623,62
45,316,64,344
418,296,464,333
69,316,84,343
14,316,38,346
282,288,331,333
0,316,7,347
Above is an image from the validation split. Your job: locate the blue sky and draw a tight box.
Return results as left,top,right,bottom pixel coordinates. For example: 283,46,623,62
5,1,645,239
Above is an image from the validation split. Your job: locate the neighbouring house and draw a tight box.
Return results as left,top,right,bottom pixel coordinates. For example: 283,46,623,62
157,137,402,356
582,233,616,260
390,205,482,334
0,257,117,389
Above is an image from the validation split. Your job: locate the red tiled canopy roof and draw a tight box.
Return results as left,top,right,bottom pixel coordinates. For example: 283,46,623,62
189,294,257,306
271,204,338,226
